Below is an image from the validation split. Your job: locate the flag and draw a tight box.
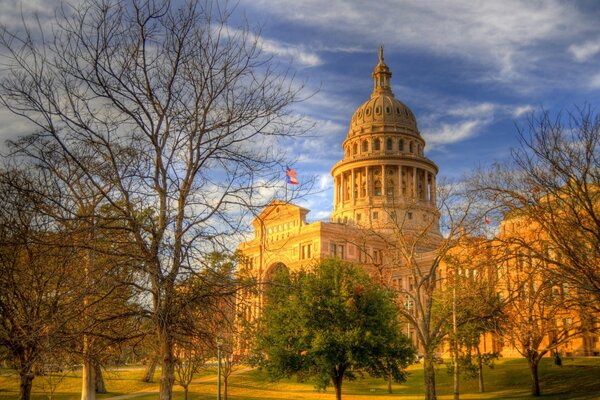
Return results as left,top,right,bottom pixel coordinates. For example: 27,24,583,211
485,216,491,224
286,167,299,185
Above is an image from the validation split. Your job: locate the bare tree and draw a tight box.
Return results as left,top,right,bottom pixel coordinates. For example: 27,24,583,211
358,180,492,400
0,1,307,399
472,107,600,310
0,168,84,400
174,345,207,400
494,230,588,397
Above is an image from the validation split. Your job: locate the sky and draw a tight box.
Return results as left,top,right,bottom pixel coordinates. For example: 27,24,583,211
1,0,600,222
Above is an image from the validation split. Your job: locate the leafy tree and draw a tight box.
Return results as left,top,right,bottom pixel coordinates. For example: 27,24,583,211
254,258,414,400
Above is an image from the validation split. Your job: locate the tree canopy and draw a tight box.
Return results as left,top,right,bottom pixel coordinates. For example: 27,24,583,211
253,258,414,400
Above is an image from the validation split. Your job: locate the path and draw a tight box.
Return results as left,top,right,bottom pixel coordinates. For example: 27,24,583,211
102,368,251,400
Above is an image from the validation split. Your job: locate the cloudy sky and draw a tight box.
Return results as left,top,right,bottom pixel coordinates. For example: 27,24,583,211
2,0,600,221
231,0,600,220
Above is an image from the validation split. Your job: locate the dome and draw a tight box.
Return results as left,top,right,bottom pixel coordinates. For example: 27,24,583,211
347,47,419,137
350,95,418,135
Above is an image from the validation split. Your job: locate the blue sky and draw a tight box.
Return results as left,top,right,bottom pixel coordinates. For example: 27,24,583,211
233,0,600,220
1,0,600,222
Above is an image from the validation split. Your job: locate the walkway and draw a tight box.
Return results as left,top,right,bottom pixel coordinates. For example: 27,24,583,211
102,368,250,400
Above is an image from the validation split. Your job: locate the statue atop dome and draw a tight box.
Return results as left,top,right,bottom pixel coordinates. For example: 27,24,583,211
372,46,392,95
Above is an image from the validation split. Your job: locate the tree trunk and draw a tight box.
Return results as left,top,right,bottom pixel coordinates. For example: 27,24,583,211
81,337,96,400
183,385,188,400
476,348,484,393
158,326,175,400
333,375,343,400
528,358,541,397
141,356,158,382
453,346,459,400
224,375,229,400
332,366,345,400
387,371,392,394
423,355,437,400
18,370,34,400
95,362,106,393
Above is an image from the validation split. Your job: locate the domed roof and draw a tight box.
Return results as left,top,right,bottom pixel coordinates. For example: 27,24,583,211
348,47,419,137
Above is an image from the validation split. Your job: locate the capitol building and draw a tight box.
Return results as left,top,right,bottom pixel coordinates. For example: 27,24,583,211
236,48,599,358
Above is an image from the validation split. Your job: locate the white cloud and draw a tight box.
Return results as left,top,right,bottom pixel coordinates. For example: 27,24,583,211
242,0,585,81
512,105,534,117
591,72,600,89
446,103,496,118
423,120,481,148
569,39,600,62
260,38,322,68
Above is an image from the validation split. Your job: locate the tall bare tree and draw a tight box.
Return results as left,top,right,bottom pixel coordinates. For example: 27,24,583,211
0,1,307,399
494,229,588,397
360,180,493,400
471,107,600,310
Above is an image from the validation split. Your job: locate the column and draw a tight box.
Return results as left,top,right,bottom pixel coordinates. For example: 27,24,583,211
412,167,418,199
381,165,386,197
431,174,436,206
333,176,338,206
351,169,356,201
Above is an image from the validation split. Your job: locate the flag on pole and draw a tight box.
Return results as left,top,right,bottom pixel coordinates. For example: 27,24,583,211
286,167,299,185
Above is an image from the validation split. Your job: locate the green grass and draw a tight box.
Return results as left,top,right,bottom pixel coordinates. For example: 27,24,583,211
1,358,599,399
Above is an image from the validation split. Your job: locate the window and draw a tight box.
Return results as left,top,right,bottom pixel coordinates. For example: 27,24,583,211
330,243,345,259
374,139,381,151
356,213,361,221
407,212,413,220
353,143,358,155
386,138,393,151
301,243,312,259
409,141,414,153
362,140,368,152
374,180,382,196
373,211,379,220
372,249,382,264
399,139,404,152
387,180,394,196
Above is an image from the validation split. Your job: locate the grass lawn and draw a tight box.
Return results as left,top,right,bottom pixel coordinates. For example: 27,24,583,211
1,358,599,399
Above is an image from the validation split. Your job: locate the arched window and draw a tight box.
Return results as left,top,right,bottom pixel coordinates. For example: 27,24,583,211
353,143,358,155
409,141,414,153
387,180,394,196
374,180,382,196
362,140,368,152
399,139,404,152
386,138,393,151
374,139,381,151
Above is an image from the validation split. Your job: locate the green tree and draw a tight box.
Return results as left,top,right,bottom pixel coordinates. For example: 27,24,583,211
254,259,414,400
